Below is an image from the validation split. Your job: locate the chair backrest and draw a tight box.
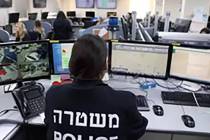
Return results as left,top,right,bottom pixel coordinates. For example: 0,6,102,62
23,20,35,32
0,29,10,42
28,31,39,40
41,22,52,34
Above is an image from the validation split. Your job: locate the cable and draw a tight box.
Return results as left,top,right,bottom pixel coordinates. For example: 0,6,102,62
178,85,202,93
192,91,200,107
0,109,18,117
181,106,186,115
153,79,183,90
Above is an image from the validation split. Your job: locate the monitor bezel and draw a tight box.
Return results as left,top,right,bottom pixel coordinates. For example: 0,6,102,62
108,40,173,80
169,44,210,85
50,40,76,75
0,40,51,86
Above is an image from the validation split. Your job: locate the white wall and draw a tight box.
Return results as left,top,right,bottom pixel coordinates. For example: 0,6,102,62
0,0,28,26
162,0,182,21
183,0,210,18
129,0,155,18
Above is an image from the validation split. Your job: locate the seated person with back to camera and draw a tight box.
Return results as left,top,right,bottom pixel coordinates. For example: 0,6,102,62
15,21,31,42
44,34,148,140
52,11,73,40
34,20,46,40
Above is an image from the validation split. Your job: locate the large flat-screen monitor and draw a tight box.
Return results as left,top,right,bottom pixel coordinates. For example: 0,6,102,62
170,45,210,84
76,0,94,8
33,0,47,8
96,0,117,9
51,41,74,74
0,0,12,8
0,41,50,85
9,13,20,24
109,41,172,79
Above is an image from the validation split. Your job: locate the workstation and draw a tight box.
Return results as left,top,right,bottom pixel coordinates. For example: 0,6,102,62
0,0,210,140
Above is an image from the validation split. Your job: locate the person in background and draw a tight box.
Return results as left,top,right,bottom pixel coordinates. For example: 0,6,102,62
15,22,30,42
44,34,148,140
200,27,210,34
34,20,46,40
53,11,73,40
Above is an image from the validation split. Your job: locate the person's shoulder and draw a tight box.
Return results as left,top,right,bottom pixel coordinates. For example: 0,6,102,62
109,88,136,103
46,84,70,98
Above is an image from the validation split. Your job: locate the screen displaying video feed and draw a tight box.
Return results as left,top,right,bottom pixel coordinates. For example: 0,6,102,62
0,45,18,83
52,43,74,74
171,46,210,84
76,0,94,8
110,42,171,79
0,41,50,85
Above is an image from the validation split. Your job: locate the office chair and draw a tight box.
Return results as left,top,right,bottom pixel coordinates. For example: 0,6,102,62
41,22,52,35
23,20,35,32
0,29,10,42
172,18,192,32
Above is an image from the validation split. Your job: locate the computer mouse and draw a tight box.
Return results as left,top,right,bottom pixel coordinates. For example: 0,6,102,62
153,105,164,116
181,115,195,128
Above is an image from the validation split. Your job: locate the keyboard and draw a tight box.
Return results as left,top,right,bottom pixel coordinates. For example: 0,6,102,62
161,91,197,106
136,95,150,111
195,93,210,107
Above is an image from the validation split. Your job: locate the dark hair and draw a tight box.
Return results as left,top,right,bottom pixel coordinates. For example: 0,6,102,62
35,20,42,27
200,27,210,34
69,34,107,79
56,11,67,20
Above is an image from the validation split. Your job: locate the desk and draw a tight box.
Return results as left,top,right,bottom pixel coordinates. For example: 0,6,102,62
0,78,210,140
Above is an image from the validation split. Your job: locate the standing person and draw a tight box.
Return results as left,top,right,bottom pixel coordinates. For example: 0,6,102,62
34,20,46,40
44,34,148,140
53,11,73,40
15,22,30,42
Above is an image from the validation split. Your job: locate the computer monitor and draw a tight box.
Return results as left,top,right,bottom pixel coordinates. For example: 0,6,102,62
28,13,38,20
109,41,172,79
67,11,76,17
170,45,210,84
107,12,117,17
174,18,192,32
9,13,20,24
41,12,48,20
51,41,75,74
0,41,50,85
86,11,95,18
52,41,110,74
